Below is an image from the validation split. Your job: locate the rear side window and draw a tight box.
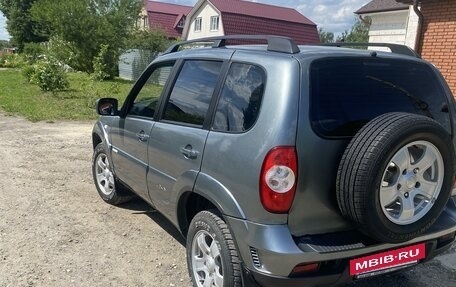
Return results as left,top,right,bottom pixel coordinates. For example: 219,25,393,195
310,58,450,137
163,60,223,126
213,63,265,132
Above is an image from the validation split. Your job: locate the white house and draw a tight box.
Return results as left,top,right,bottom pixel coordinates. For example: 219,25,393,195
185,1,224,40
355,0,419,50
182,0,319,44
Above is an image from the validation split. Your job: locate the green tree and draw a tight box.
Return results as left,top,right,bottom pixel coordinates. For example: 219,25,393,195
0,39,12,49
338,17,371,43
129,27,170,51
318,27,334,43
31,0,142,78
0,0,48,50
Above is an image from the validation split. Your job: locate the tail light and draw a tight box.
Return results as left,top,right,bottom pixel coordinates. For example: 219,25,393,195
260,146,298,213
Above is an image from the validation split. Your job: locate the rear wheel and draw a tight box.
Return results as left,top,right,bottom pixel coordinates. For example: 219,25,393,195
92,143,133,205
187,210,241,287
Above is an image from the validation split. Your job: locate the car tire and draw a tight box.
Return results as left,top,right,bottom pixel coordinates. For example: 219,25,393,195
187,210,242,287
336,112,455,243
92,143,134,205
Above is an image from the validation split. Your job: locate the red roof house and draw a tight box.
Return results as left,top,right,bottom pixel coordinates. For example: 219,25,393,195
144,1,192,39
183,0,319,44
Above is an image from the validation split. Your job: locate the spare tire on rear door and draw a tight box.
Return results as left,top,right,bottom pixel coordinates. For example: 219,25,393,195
336,112,455,243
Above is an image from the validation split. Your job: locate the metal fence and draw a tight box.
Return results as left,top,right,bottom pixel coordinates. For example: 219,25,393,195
118,49,157,81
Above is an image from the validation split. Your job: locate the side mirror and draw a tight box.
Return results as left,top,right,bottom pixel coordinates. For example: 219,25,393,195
96,98,119,116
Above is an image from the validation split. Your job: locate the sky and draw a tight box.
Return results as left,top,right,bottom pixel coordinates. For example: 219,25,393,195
0,0,371,41
0,11,8,40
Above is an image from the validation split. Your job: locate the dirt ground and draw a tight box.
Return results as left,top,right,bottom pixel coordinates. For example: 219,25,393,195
0,112,455,287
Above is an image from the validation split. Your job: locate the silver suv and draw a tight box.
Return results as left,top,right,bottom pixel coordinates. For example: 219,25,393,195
92,36,456,287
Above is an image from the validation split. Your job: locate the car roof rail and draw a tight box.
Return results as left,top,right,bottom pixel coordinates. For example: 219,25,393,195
164,35,301,55
318,42,420,58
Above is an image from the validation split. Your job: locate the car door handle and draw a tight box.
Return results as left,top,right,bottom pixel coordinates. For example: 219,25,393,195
136,130,149,142
180,145,199,159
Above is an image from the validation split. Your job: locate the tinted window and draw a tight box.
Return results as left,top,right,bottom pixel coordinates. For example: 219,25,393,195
310,58,449,137
163,60,223,126
213,63,265,132
129,64,173,118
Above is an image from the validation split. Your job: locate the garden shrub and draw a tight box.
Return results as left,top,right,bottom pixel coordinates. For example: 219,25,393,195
29,58,69,92
0,54,26,68
92,44,110,81
47,36,75,70
22,65,36,83
92,44,118,81
23,43,46,64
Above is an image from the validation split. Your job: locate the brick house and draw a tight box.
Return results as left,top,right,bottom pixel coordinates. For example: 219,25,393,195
183,0,319,44
397,0,456,95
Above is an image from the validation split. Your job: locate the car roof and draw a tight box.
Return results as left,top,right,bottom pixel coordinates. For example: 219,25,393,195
157,44,424,65
162,35,420,59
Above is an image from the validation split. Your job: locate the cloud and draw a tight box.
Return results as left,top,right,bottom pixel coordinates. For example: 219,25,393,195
314,4,328,14
294,0,371,35
0,12,10,41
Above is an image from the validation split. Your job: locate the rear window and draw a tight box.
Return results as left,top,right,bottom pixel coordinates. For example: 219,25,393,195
310,58,450,137
213,63,265,133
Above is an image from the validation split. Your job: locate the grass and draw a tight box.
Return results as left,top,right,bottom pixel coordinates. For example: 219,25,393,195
0,69,134,121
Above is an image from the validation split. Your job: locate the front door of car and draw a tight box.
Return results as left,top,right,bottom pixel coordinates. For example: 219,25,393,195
147,60,225,218
110,62,175,200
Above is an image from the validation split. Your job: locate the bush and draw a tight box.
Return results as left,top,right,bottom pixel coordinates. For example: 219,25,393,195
23,43,46,64
91,44,120,81
0,54,26,68
22,65,36,82
92,44,111,81
47,36,75,69
27,58,69,92
129,28,170,51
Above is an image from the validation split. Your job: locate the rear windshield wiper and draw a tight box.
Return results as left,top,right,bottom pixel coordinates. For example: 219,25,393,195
366,75,433,119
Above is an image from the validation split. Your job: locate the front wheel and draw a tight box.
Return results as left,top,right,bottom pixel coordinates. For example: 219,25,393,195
187,210,242,287
92,143,133,205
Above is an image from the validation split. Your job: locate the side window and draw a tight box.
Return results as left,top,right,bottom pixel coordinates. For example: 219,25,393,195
163,60,223,126
213,63,265,132
128,64,174,118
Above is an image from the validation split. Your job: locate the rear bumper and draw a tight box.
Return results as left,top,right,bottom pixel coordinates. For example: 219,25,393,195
225,199,456,286
240,232,455,287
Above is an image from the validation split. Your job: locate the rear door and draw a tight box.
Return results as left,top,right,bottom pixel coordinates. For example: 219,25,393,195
147,60,225,217
110,63,175,200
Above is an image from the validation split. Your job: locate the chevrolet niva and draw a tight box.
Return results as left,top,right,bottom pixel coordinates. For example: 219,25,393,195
92,36,456,287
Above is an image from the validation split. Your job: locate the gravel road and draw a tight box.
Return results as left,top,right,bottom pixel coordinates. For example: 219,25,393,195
0,113,455,287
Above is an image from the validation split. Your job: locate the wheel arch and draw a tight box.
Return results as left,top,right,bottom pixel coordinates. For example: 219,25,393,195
92,120,112,150
92,132,102,150
177,192,217,236
177,173,246,236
